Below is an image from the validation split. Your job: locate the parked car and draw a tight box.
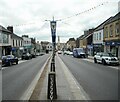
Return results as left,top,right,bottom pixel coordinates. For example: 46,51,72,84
73,48,86,58
94,52,119,65
58,50,62,54
63,50,72,55
2,55,18,66
63,51,69,55
68,51,73,55
31,54,36,58
22,53,32,60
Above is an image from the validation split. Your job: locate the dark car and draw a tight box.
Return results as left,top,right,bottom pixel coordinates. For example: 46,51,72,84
2,55,18,66
22,53,32,60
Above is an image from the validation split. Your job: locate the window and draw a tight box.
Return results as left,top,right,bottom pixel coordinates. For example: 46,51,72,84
21,41,22,46
13,39,14,46
3,33,8,43
115,23,120,36
105,27,108,38
94,34,96,40
0,33,2,43
16,40,17,47
19,40,20,46
109,25,113,37
97,33,98,40
99,32,101,40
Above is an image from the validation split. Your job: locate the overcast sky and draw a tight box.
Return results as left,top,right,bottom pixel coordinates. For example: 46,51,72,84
0,0,119,43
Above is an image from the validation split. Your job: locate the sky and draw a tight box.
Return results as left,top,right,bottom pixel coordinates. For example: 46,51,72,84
0,0,119,43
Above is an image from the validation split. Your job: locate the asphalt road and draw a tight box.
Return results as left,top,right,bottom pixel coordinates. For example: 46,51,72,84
2,54,50,100
59,55,119,100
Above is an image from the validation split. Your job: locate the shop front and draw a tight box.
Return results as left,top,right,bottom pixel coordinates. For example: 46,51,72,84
87,45,93,56
93,43,104,55
2,46,11,56
104,41,120,58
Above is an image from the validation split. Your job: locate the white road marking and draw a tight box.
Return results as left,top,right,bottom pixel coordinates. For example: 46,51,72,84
108,66,119,70
82,58,94,63
1,67,8,70
20,56,51,100
18,60,27,64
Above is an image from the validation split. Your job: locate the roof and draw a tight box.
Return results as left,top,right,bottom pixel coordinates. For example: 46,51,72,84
0,25,23,40
80,32,93,40
11,33,23,40
0,25,12,34
77,35,84,40
94,17,113,31
105,12,120,25
69,38,75,41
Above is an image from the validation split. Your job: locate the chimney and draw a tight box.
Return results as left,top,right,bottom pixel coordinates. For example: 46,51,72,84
7,26,13,33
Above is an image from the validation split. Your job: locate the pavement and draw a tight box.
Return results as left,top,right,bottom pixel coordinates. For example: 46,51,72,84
30,54,90,101
88,55,94,60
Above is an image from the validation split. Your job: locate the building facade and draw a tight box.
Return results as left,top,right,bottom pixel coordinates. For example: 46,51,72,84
36,41,42,54
104,12,120,58
0,25,11,59
22,35,32,54
66,38,76,51
93,17,112,55
79,29,94,56
7,26,23,58
41,41,49,52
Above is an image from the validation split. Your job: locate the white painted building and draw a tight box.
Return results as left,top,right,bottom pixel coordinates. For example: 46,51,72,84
36,41,42,54
46,42,53,51
22,35,32,54
93,30,103,44
11,33,23,57
7,26,23,58
0,25,12,59
93,29,104,54
93,17,112,55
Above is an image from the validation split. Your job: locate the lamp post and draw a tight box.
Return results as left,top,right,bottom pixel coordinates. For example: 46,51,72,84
50,19,56,56
45,17,62,57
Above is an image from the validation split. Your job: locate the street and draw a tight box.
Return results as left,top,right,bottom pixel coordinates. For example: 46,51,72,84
59,54,119,100
2,54,50,100
1,53,119,100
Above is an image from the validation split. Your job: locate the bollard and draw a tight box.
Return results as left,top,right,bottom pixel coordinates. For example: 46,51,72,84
52,57,54,62
52,57,55,63
51,62,55,72
47,72,57,100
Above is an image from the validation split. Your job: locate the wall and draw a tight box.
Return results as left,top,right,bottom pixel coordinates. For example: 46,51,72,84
93,29,103,44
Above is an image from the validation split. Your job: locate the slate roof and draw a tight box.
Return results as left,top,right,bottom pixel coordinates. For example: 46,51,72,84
0,25,23,40
11,33,23,40
94,17,113,31
0,25,12,34
105,12,120,25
